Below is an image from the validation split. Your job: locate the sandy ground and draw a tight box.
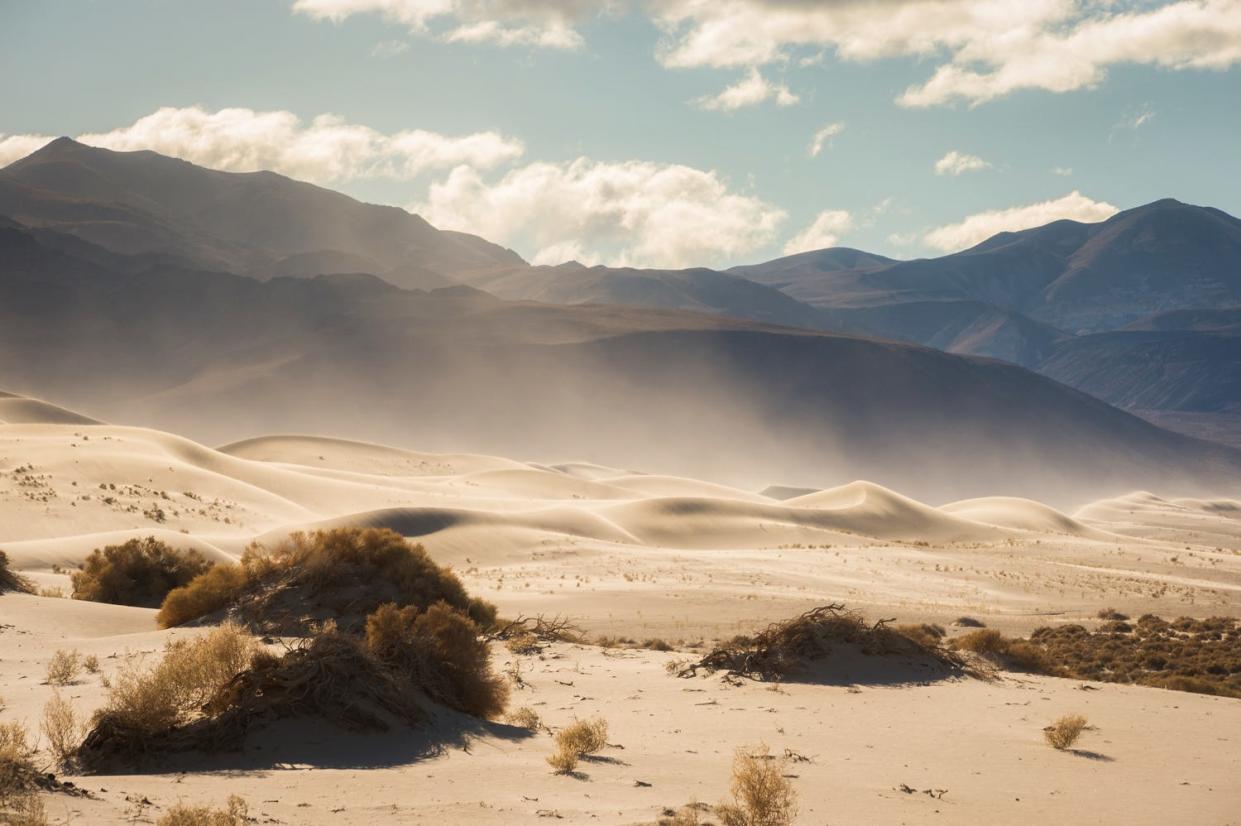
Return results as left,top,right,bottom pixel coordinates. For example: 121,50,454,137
2,394,1240,824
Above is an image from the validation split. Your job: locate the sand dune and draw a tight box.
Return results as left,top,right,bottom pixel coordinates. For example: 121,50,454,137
941,496,1099,536
0,394,100,425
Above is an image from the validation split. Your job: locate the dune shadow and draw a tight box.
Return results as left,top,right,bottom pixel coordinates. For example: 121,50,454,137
759,646,969,689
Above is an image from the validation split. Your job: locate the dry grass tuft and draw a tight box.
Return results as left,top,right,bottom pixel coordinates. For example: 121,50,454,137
504,707,542,731
365,602,509,718
548,717,608,774
40,692,84,766
156,795,249,826
158,528,495,634
44,650,82,686
677,604,962,681
72,537,213,608
0,721,47,825
715,744,798,826
1044,714,1088,750
0,551,33,596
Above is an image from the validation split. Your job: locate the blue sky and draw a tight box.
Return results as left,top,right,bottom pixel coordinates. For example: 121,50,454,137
2,0,1240,268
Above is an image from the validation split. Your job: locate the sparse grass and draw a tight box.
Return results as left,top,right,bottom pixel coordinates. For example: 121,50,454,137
504,707,541,731
40,692,83,766
0,551,32,595
156,796,249,826
1044,714,1088,750
548,717,608,774
158,528,496,633
677,604,963,681
364,601,509,718
44,650,82,686
71,537,213,608
715,744,798,826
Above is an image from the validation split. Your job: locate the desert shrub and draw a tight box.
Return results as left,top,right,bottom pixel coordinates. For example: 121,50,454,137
71,538,213,608
156,796,249,826
0,721,46,825
1044,714,1088,750
365,602,509,718
157,565,248,628
643,638,674,652
504,707,541,731
952,616,986,628
1097,607,1128,621
895,624,946,649
95,624,258,737
548,717,608,773
0,551,32,595
657,805,709,825
44,650,82,686
715,744,797,826
158,528,495,633
953,630,1057,675
82,655,100,674
488,615,582,652
40,692,83,766
677,604,962,681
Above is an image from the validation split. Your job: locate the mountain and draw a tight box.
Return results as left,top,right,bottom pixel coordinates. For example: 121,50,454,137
1,213,1237,504
736,199,1241,334
0,137,522,285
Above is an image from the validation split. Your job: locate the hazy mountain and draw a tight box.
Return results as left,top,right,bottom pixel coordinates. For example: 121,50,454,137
737,199,1241,334
1,213,1237,505
0,138,522,285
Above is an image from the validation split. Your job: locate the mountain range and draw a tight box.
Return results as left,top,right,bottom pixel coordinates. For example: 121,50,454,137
1,138,1238,502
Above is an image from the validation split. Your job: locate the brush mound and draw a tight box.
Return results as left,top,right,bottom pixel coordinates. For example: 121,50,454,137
674,604,965,682
158,527,496,634
0,551,32,594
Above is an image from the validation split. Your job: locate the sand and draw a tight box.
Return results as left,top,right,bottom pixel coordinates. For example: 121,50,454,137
1,392,1239,824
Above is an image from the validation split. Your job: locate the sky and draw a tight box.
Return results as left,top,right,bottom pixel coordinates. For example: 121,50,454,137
2,0,1239,269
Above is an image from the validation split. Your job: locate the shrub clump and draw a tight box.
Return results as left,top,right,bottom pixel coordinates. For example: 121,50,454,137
715,744,798,826
71,538,213,608
0,551,33,595
45,649,83,686
157,796,249,826
158,528,495,633
951,629,1058,675
1044,714,1088,750
0,721,46,825
365,601,509,718
676,604,963,681
548,718,608,774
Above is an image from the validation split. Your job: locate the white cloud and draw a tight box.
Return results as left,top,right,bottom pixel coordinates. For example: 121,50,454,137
934,150,991,175
1119,104,1157,130
371,39,410,56
808,122,844,157
1052,166,1073,176
0,134,54,168
924,191,1119,251
653,0,1241,107
695,68,799,111
783,209,854,254
292,0,608,49
69,106,523,183
415,158,786,268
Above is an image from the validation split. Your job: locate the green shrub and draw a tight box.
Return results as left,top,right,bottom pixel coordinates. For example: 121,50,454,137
72,537,213,608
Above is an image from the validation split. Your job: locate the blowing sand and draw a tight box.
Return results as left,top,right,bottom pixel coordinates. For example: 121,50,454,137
1,394,1239,824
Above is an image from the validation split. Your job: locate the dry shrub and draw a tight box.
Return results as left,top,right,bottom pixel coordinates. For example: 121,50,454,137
365,602,509,718
157,796,249,826
677,604,962,681
0,551,33,595
643,638,674,652
952,630,1057,675
953,616,985,628
71,538,213,608
504,707,541,731
158,528,495,633
548,717,608,774
0,721,46,825
94,624,258,738
657,804,709,825
40,692,83,766
715,744,797,826
1044,714,1088,750
1096,608,1128,621
82,655,100,675
45,650,82,686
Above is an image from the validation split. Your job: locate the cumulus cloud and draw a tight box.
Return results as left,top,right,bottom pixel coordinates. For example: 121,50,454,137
653,0,1241,107
934,150,991,175
923,191,1119,251
783,209,854,254
415,158,786,268
292,0,611,49
66,106,523,183
808,122,844,157
695,68,799,111
0,134,54,168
